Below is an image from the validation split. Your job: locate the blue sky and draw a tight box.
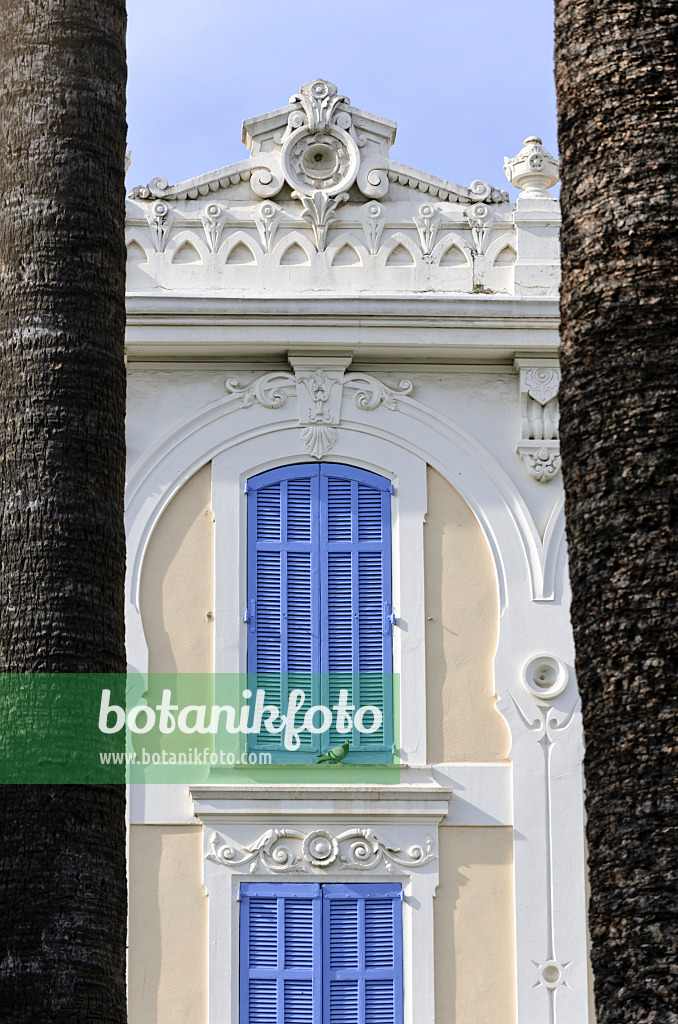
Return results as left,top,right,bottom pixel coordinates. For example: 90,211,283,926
126,0,557,198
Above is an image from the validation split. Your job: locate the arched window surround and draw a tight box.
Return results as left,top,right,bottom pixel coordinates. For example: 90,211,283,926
211,432,428,767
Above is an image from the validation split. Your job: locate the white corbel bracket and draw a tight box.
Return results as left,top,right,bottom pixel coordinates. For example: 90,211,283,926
514,356,561,483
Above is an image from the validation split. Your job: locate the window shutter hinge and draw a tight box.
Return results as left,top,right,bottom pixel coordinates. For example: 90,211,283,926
244,599,256,632
389,482,395,494
244,481,249,494
236,891,241,902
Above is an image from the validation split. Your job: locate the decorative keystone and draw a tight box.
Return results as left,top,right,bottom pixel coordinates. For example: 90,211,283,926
504,137,560,197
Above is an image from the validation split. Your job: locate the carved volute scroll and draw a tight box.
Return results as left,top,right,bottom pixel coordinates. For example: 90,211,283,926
225,355,413,460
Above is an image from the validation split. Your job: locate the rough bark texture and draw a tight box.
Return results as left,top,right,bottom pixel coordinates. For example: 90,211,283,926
555,2,678,1022
0,2,127,1021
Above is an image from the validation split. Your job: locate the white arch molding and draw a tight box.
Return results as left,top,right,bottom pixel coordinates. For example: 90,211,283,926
124,388,588,1024
125,390,566,634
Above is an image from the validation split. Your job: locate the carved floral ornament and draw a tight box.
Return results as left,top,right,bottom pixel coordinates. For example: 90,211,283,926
225,368,413,460
206,826,435,874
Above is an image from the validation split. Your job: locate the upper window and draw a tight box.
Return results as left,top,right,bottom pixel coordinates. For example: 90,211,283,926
239,881,404,1024
246,463,394,763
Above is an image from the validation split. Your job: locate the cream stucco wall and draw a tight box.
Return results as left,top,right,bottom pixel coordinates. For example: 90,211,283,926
129,825,207,1024
140,462,214,724
435,826,516,1023
140,461,214,675
424,466,510,762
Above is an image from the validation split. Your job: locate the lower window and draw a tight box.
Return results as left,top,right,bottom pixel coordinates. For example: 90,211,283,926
239,881,404,1023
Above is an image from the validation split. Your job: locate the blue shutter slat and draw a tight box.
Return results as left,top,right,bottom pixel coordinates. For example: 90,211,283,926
357,551,383,669
287,477,312,541
286,551,313,671
365,981,396,1023
364,899,396,969
249,897,279,967
328,899,359,969
241,883,321,1024
329,981,359,1024
256,482,282,540
327,551,353,672
357,483,382,541
255,550,282,671
284,898,316,968
327,477,352,541
248,467,321,755
320,466,392,759
323,884,403,1024
248,980,277,1023
284,980,315,1023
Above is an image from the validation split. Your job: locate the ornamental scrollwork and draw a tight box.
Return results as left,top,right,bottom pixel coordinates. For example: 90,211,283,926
344,374,413,411
516,365,561,481
207,827,435,874
225,372,295,409
224,369,414,460
517,444,562,483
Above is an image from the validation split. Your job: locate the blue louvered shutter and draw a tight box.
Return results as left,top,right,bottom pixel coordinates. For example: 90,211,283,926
322,883,403,1024
247,465,321,756
320,466,393,760
240,882,322,1024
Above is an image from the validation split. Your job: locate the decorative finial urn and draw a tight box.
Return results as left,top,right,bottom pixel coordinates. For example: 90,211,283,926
504,137,560,197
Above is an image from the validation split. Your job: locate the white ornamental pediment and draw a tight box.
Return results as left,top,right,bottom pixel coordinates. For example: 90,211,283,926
225,363,413,460
128,79,509,211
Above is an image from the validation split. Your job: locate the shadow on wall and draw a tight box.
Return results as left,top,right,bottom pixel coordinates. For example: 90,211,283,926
435,826,516,1024
128,825,208,1024
139,460,215,668
424,466,510,763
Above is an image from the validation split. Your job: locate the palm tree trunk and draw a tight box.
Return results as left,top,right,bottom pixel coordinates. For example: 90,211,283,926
554,3,678,1022
0,1,128,1020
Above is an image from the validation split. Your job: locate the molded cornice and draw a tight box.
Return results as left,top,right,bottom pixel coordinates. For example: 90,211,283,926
125,293,560,362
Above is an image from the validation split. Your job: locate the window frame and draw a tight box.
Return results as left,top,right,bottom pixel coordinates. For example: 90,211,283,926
211,433,428,767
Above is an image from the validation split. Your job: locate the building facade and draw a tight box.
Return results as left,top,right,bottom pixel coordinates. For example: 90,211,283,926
124,80,592,1024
